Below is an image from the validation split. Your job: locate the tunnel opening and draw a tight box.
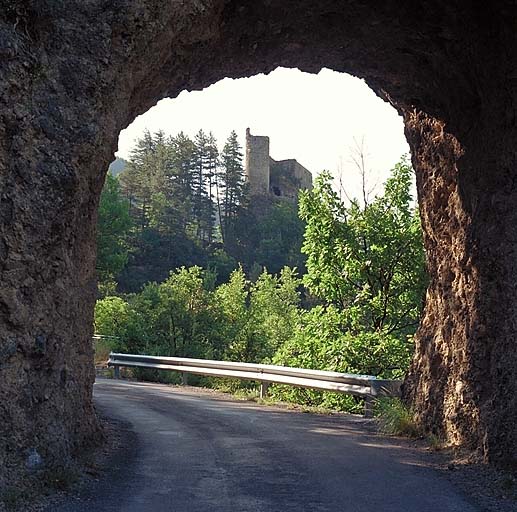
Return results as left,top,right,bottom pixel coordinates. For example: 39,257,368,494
94,67,418,417
104,67,409,292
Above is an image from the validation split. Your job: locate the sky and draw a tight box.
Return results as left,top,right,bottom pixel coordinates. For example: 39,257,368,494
117,67,409,201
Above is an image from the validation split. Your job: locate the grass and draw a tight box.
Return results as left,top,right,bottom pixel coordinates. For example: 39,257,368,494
230,386,340,415
375,397,422,438
232,388,260,401
94,338,114,367
427,433,446,451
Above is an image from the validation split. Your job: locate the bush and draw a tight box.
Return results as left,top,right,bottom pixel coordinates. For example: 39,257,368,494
94,296,129,339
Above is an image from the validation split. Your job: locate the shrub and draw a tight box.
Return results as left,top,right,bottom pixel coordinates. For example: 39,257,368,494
375,397,421,437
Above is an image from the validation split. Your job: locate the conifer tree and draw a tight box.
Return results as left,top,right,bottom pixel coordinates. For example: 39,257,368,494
218,130,246,242
169,131,197,233
193,130,211,242
205,132,219,243
97,173,131,289
119,129,156,241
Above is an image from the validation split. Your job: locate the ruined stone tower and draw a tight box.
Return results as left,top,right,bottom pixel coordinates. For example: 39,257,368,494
244,128,312,199
245,128,270,195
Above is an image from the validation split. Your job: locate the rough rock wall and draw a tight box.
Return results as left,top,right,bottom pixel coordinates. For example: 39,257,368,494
0,0,225,485
404,107,517,467
0,0,516,483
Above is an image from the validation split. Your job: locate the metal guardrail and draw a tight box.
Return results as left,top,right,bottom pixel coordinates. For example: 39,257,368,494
107,352,402,416
93,334,119,341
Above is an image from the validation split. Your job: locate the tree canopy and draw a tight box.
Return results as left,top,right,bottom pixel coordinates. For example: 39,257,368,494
96,154,427,412
100,129,306,291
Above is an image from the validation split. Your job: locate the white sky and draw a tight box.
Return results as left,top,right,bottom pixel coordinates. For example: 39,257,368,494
117,67,409,201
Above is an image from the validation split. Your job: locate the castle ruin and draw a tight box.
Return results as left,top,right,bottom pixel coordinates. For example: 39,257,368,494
245,128,312,199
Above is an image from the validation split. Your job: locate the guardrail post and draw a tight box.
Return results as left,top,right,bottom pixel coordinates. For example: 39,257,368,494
181,372,188,386
114,365,120,379
259,381,269,399
365,380,384,417
364,395,375,417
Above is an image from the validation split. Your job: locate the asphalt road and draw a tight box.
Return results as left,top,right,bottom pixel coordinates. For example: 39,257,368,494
50,379,480,512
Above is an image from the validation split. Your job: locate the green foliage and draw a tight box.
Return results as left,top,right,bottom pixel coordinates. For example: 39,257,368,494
270,157,427,409
114,267,217,359
94,265,302,384
273,306,412,379
218,130,246,243
96,173,131,291
207,248,238,284
94,153,427,414
94,296,129,338
230,199,307,275
300,157,426,343
251,267,301,353
192,129,217,243
214,266,302,363
94,336,115,366
104,129,303,292
299,157,426,337
375,397,421,437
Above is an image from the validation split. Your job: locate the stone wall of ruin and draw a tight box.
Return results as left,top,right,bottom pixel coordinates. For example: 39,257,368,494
245,129,270,195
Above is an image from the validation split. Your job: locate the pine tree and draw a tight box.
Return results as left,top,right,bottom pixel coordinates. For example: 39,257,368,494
169,131,197,233
218,131,246,243
193,129,217,245
205,132,219,243
97,173,131,288
119,129,156,242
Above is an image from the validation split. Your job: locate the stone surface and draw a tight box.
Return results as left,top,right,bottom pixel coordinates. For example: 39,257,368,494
25,448,43,471
245,129,271,195
269,158,312,200
245,128,312,199
0,0,516,485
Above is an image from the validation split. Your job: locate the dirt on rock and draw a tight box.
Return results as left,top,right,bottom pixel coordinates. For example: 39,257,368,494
0,414,133,512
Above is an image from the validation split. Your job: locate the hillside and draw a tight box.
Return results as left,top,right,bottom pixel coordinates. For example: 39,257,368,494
108,157,127,176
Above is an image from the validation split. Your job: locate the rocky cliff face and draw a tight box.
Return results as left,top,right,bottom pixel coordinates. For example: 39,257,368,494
0,0,516,484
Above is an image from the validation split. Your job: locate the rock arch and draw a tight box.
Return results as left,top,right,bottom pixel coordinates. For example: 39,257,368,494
1,1,516,481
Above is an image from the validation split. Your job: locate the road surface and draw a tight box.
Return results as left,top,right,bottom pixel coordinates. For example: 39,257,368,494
49,378,479,511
